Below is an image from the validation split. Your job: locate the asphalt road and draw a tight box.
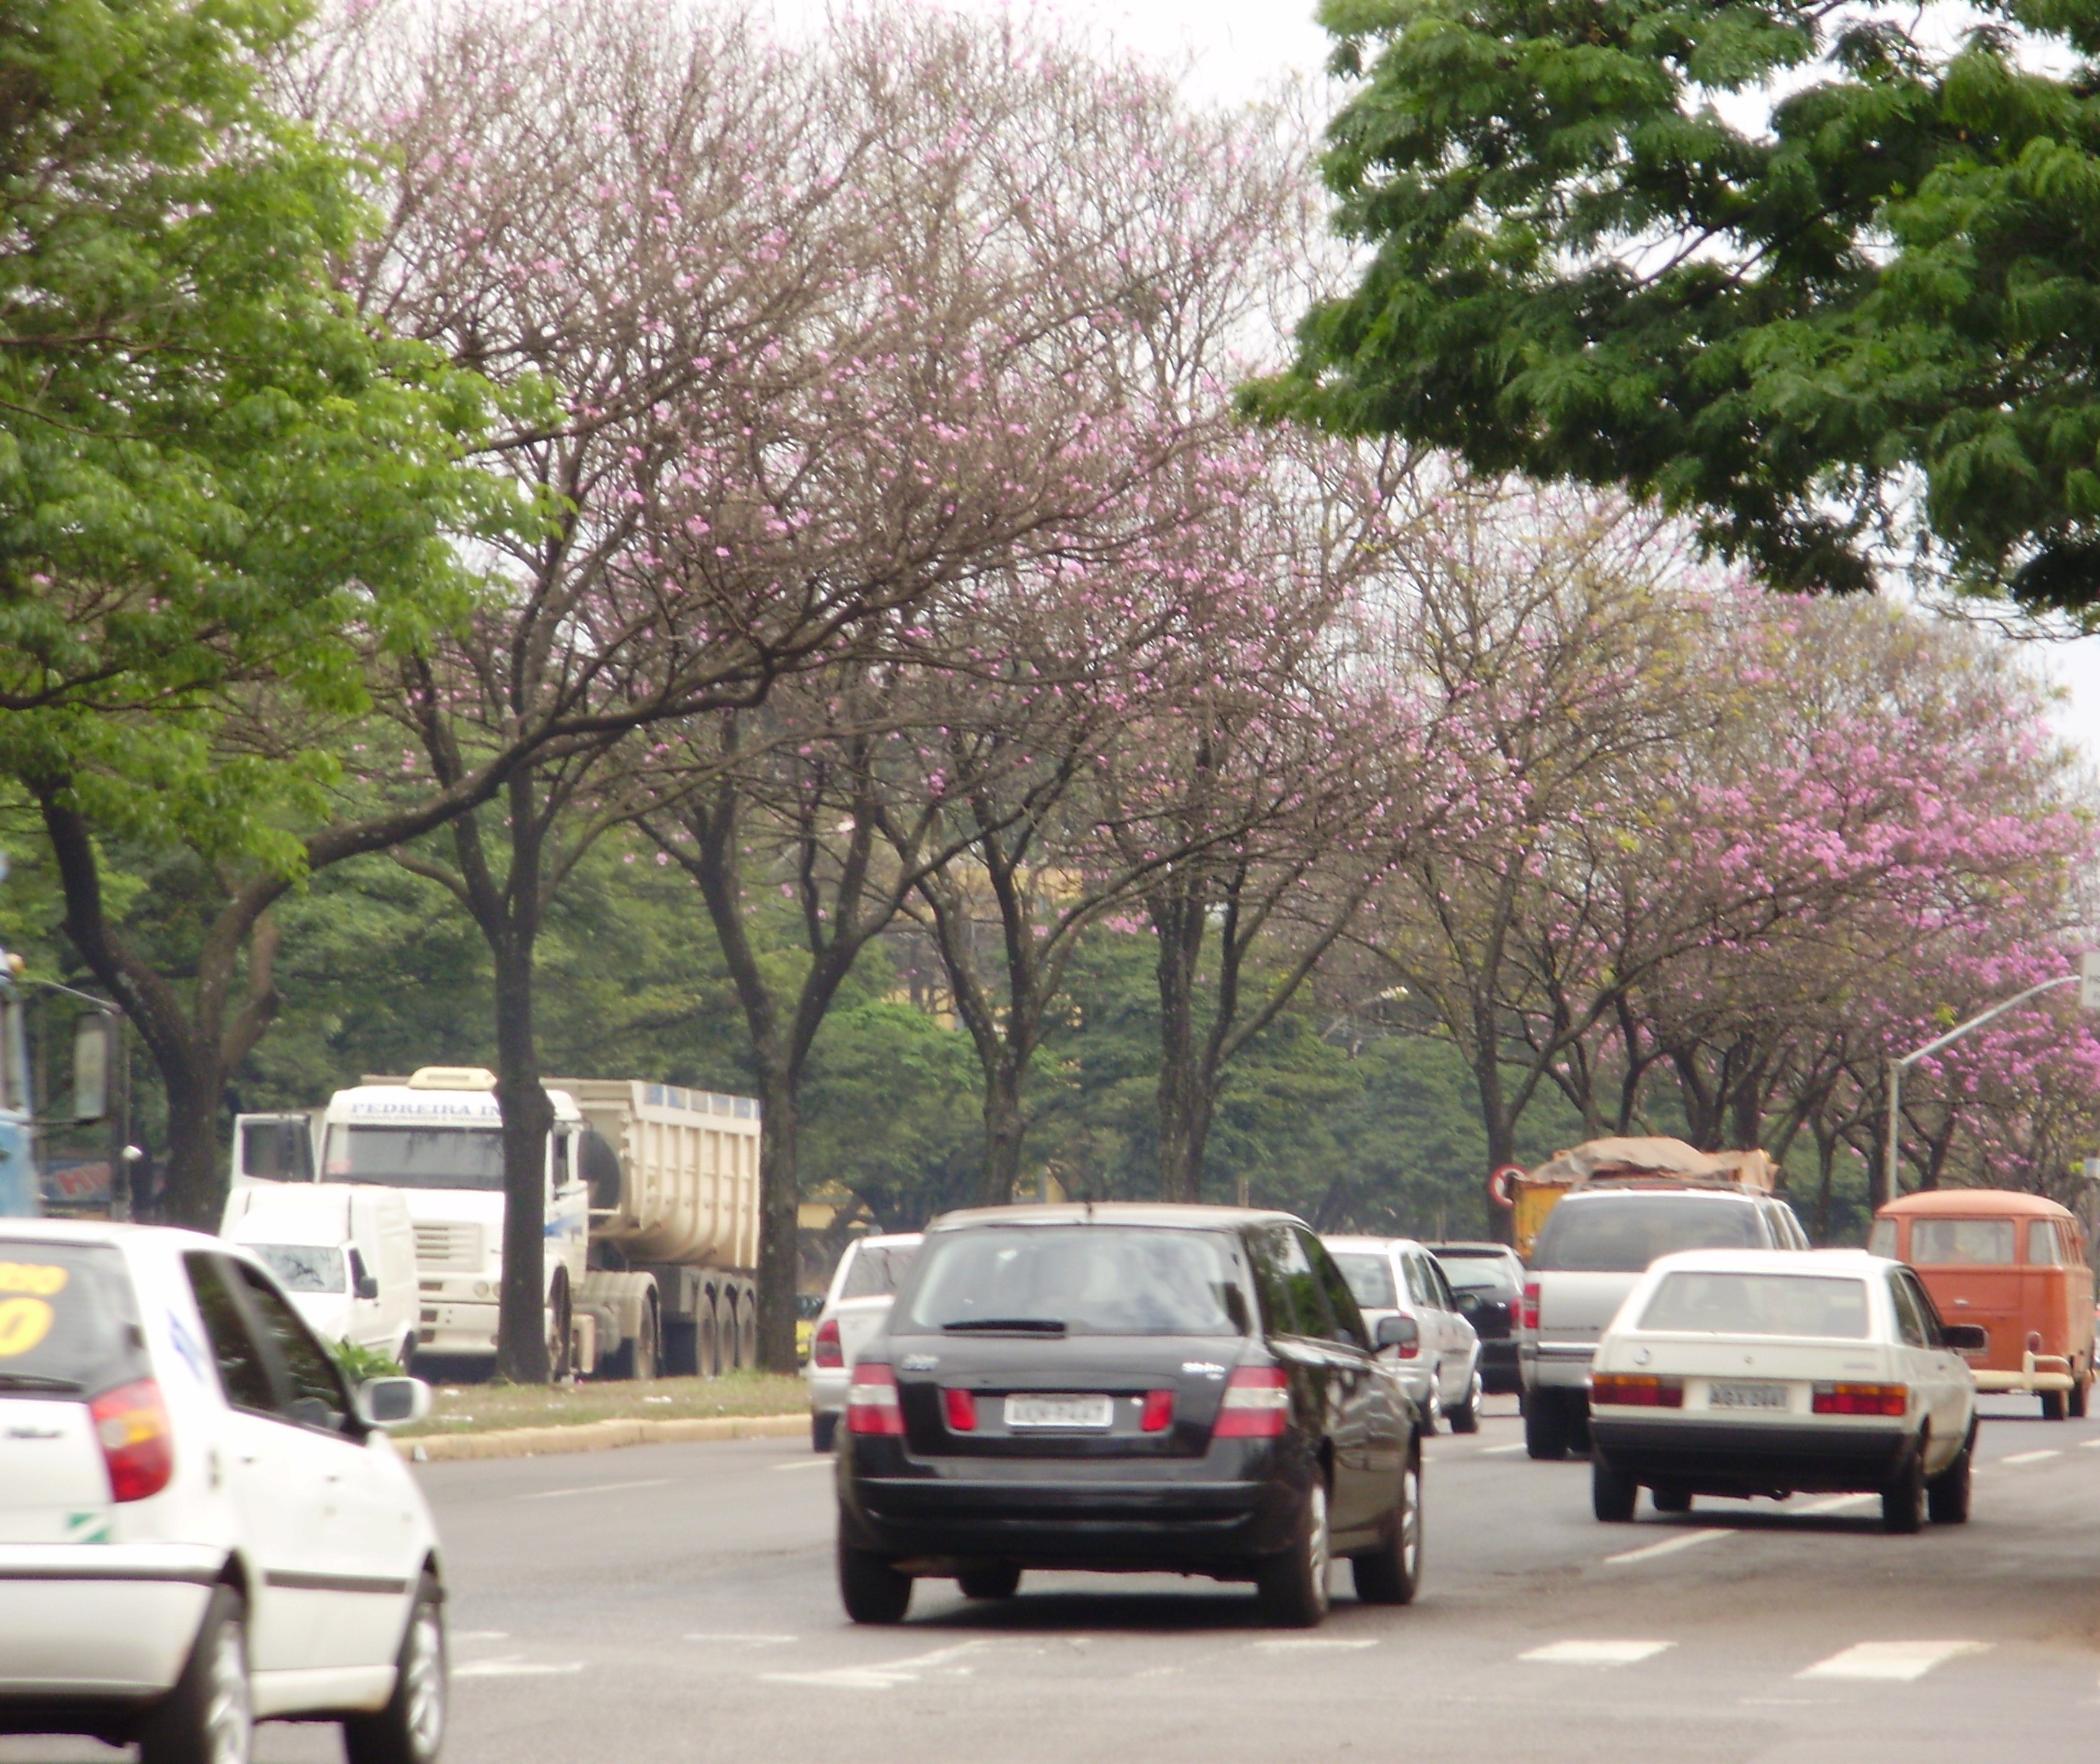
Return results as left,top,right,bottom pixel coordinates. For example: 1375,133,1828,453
9,1394,2099,1764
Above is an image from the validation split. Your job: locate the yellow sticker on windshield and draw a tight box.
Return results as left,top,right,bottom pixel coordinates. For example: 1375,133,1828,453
0,1262,68,1298
0,1297,55,1358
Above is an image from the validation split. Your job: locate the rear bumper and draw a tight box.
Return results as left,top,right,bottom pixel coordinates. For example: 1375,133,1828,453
806,1366,848,1417
1972,1353,2074,1394
1589,1417,1913,1494
1521,1341,1596,1393
0,1547,221,1716
839,1470,1296,1572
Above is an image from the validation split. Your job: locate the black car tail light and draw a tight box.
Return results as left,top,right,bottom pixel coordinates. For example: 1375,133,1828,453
1139,1389,1174,1433
846,1363,906,1435
1214,1366,1289,1438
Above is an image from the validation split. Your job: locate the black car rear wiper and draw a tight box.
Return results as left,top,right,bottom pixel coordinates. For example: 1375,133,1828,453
0,1373,85,1393
940,1317,1069,1334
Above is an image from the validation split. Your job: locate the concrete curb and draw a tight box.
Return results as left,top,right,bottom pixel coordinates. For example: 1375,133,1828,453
404,1412,809,1461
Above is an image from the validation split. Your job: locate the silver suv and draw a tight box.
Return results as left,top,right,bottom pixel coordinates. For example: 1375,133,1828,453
1521,1185,1810,1458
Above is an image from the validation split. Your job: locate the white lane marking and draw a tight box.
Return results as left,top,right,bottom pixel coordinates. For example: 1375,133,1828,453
1603,1529,1729,1565
2001,1449,2061,1466
1797,1494,1877,1515
517,1476,673,1502
685,1633,797,1645
1798,1641,1990,1683
454,1659,585,1678
450,1631,510,1643
1522,1640,1673,1666
2080,1438,2100,1449
762,1640,993,1690
1480,1443,1529,1456
1250,1639,1379,1652
772,1458,836,1472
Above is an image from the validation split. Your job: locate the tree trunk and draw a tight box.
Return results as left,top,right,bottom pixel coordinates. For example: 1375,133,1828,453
1152,890,1206,1204
491,937,552,1384
158,1066,223,1230
755,1073,801,1373
981,1061,1026,1206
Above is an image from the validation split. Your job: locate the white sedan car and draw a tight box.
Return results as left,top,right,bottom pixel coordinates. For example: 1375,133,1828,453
1587,1249,1980,1533
806,1232,920,1450
0,1220,445,1764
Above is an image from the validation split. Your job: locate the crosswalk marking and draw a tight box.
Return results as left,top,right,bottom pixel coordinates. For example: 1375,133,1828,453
2001,1449,2060,1466
1797,1641,1990,1683
1604,1528,1729,1564
1521,1639,1673,1666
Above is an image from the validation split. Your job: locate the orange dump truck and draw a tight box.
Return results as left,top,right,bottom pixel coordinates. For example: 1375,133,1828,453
1490,1137,1780,1261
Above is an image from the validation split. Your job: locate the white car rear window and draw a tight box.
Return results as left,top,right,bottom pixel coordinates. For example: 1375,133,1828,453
1637,1272,1871,1340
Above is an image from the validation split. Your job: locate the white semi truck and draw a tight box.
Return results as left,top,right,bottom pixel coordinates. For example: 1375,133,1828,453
236,1067,761,1378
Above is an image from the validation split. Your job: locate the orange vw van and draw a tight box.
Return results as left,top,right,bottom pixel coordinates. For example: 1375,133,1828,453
1870,1190,2096,1418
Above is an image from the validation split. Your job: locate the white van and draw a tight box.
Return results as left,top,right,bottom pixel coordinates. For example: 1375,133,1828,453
221,1183,419,1367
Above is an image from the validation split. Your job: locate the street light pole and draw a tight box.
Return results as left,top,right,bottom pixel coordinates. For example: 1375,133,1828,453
1880,958,2100,1208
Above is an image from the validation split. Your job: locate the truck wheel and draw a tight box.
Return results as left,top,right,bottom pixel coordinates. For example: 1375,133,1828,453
698,1305,719,1378
138,1585,251,1764
1591,1459,1637,1523
1524,1391,1572,1460
838,1542,912,1623
2042,1388,2069,1421
2073,1371,2090,1419
343,1572,447,1764
631,1301,660,1381
738,1291,758,1370
546,1274,572,1384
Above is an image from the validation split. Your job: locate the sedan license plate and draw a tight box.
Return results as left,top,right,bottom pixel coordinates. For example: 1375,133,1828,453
1004,1393,1114,1431
1707,1380,1789,1411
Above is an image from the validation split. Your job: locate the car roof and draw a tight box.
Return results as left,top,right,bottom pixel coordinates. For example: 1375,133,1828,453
845,1232,923,1252
1427,1242,1516,1255
1878,1188,2072,1220
1322,1234,1425,1255
926,1202,1302,1234
1642,1247,1894,1275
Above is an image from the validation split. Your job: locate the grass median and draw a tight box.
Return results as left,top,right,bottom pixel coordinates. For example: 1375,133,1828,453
394,1371,808,1438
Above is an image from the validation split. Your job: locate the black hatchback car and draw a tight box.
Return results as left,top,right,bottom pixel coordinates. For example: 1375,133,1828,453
1427,1243,1526,1394
834,1203,1423,1628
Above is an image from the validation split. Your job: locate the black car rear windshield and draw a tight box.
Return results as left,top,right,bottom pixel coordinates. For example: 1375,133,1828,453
1531,1195,1761,1273
0,1241,147,1396
902,1226,1246,1337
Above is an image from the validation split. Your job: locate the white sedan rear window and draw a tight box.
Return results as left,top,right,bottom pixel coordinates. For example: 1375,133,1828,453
1638,1273,1871,1340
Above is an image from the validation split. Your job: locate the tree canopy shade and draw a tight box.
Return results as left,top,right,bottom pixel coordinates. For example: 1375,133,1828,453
1251,0,2100,614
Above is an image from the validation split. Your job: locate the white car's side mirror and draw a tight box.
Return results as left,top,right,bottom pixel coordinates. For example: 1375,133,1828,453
357,1376,433,1429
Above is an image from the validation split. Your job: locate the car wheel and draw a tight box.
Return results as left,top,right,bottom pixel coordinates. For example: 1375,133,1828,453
838,1541,913,1623
1449,1369,1483,1435
139,1585,252,1764
344,1572,448,1764
957,1566,1022,1600
1882,1443,1927,1533
1592,1458,1637,1523
1349,1450,1422,1606
1650,1484,1692,1515
2041,1387,2069,1421
1423,1380,1444,1436
1926,1428,1974,1525
1523,1391,1572,1460
1256,1476,1332,1629
811,1411,839,1453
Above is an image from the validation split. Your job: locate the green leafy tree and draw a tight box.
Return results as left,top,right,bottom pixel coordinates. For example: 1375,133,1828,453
1256,0,2100,611
0,0,518,1226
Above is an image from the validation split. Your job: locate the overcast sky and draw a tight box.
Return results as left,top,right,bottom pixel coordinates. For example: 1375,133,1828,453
760,0,2100,763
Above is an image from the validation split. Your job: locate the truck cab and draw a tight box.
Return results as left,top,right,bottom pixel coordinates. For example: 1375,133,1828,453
319,1068,589,1369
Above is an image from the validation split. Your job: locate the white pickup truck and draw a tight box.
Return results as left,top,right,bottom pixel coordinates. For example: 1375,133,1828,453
1521,1182,1811,1458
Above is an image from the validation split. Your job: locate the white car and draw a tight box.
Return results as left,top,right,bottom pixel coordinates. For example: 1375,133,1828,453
1323,1235,1483,1432
0,1219,447,1764
1588,1248,1981,1533
806,1232,921,1450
